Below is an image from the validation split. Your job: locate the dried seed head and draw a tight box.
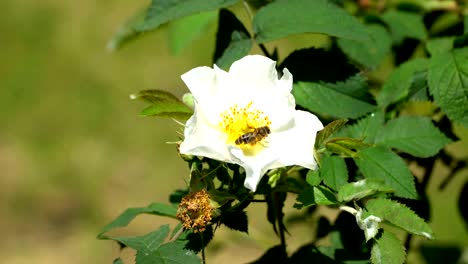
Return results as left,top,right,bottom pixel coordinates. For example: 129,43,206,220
176,189,214,233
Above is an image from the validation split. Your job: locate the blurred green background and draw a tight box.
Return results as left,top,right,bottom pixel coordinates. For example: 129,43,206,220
1,1,467,263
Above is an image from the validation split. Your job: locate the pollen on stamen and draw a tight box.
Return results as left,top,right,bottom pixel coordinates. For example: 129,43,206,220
219,101,271,145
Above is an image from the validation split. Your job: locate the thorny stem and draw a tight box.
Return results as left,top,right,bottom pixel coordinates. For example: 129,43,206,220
242,0,273,59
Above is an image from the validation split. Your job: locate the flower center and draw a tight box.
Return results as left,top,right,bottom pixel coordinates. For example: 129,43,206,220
219,101,271,148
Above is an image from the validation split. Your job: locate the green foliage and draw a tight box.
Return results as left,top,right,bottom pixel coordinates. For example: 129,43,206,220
371,230,406,264
213,9,252,69
103,0,467,263
315,118,348,149
375,116,452,157
106,225,202,264
293,81,376,118
98,203,178,238
377,58,428,108
141,0,239,32
428,47,468,126
169,11,217,55
380,9,427,43
130,89,193,120
252,0,370,43
363,198,433,239
320,155,348,191
338,180,394,202
294,186,338,209
355,146,417,199
337,24,392,68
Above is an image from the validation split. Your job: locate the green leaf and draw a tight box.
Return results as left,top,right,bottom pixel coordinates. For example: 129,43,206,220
375,116,452,158
315,119,348,148
381,10,427,44
337,111,385,143
252,0,370,44
428,47,468,126
293,82,376,119
294,186,338,209
306,169,321,186
326,137,372,151
215,31,252,70
377,58,429,108
143,240,201,264
354,146,417,199
169,11,217,55
408,70,429,102
426,37,455,56
116,224,170,252
109,225,202,264
107,9,147,51
371,230,406,264
320,155,348,191
337,24,392,68
214,9,252,70
338,179,394,202
130,89,193,120
363,198,433,239
138,0,239,32
98,203,178,238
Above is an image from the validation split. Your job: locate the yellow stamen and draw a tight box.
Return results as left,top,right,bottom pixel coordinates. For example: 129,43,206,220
219,101,271,151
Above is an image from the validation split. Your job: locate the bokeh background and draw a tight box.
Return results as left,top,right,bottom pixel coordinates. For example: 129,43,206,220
1,1,467,263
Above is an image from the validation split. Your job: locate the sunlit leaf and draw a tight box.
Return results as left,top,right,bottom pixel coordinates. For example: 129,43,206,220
428,47,468,126
315,119,348,148
131,89,193,120
426,37,455,56
294,186,338,209
375,116,452,158
337,112,385,143
320,155,348,191
306,169,321,186
253,0,369,43
98,203,178,238
138,0,239,32
214,9,252,70
363,198,433,239
371,230,406,264
381,10,427,44
377,58,428,108
337,24,392,68
354,146,417,199
293,82,376,119
169,11,217,55
338,179,394,202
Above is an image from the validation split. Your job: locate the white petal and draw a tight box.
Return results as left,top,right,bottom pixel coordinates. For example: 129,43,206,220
181,66,218,103
267,110,324,169
228,55,278,87
229,146,280,191
180,106,232,163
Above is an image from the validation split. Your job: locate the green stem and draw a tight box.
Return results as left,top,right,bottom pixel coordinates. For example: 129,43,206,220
273,192,287,260
201,233,206,264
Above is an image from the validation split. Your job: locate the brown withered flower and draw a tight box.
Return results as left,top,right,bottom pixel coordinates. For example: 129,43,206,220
176,189,214,233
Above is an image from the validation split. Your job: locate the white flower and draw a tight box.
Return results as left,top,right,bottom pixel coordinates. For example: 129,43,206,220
179,55,323,191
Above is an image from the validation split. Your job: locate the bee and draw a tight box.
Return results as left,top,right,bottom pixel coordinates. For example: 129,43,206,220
235,126,271,146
